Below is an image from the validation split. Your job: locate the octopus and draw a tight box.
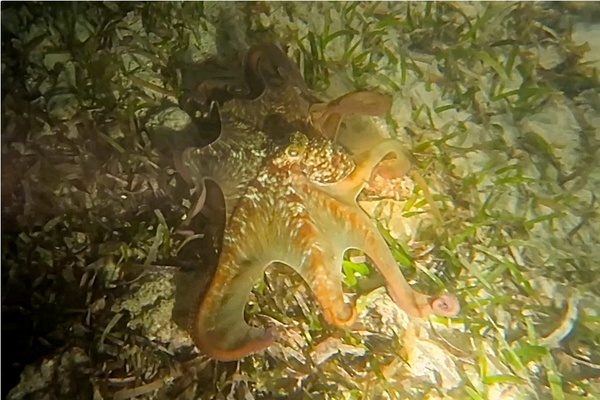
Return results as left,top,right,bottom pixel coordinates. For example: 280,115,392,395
176,43,460,361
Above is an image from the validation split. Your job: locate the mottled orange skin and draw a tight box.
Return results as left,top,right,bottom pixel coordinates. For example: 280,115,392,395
181,45,459,361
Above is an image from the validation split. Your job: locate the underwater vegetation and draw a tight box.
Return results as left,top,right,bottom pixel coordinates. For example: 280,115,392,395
2,2,599,399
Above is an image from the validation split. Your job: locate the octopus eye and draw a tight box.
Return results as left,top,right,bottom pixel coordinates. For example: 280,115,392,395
285,144,303,159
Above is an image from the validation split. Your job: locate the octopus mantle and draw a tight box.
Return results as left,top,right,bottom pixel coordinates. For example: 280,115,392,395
177,44,459,361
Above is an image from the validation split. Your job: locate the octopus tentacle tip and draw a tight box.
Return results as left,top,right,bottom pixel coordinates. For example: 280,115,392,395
431,293,461,318
199,327,277,362
325,303,358,328
265,326,278,341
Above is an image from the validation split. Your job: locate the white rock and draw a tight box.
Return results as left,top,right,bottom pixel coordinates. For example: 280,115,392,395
572,22,600,70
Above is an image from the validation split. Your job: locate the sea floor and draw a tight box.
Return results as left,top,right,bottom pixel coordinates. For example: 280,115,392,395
2,2,599,399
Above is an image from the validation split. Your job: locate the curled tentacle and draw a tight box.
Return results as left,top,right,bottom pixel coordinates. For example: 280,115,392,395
430,293,461,317
190,250,275,361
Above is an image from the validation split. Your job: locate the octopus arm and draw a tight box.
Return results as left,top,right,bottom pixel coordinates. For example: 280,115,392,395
317,138,443,223
352,211,459,318
310,91,392,141
317,139,412,203
189,208,275,361
244,43,313,99
190,249,275,361
277,211,357,328
180,122,269,224
301,181,460,318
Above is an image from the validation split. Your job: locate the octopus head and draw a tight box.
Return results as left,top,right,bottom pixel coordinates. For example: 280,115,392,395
276,132,355,185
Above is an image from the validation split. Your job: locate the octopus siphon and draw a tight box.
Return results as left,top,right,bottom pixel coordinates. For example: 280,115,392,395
177,43,460,361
